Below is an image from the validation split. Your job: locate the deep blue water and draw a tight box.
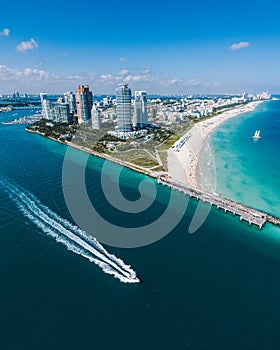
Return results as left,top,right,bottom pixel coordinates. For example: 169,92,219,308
0,106,280,349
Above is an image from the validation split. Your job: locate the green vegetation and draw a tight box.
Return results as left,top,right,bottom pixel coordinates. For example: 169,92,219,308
129,157,158,168
110,149,158,168
26,119,79,141
27,118,193,172
26,100,258,176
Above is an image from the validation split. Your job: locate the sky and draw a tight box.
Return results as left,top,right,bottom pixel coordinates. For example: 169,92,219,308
0,0,280,95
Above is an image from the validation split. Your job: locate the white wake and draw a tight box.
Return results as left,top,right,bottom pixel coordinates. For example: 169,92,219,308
1,179,139,284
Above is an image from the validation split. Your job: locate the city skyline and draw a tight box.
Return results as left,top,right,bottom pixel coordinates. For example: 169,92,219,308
0,0,280,94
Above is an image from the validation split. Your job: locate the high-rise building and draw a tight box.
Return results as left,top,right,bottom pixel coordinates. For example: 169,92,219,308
76,85,93,124
39,92,71,124
133,91,148,129
52,102,71,124
91,106,101,130
64,92,76,114
40,92,51,120
116,84,132,132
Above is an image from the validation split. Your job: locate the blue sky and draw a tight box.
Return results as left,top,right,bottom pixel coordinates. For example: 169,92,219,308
0,0,280,94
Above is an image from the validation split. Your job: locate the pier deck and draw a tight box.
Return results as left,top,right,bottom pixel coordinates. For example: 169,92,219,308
157,176,280,229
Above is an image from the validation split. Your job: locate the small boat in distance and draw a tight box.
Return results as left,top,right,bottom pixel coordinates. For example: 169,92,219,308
252,130,261,140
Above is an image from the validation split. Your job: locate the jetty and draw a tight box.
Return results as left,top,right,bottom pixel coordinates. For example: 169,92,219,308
157,176,280,229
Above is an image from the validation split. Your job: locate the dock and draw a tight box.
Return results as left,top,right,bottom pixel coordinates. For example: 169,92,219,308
157,176,280,229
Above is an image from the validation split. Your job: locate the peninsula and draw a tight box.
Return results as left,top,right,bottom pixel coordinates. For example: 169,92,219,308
24,90,280,230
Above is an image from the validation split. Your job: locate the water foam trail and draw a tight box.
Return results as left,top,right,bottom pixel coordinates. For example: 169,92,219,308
0,179,139,283
26,191,136,277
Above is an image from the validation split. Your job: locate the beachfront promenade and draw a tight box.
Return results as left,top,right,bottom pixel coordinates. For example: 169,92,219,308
157,176,280,229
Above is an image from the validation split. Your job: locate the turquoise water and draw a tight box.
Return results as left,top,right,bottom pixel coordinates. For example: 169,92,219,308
0,107,280,349
210,99,280,217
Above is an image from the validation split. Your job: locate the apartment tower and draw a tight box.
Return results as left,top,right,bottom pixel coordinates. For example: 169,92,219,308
116,84,132,132
76,85,93,124
133,91,148,129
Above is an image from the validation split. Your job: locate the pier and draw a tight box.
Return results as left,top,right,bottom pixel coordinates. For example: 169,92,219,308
157,176,280,229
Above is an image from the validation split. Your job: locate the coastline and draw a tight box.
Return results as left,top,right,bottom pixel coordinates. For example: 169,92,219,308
25,102,280,229
26,128,158,180
167,100,266,190
26,100,267,192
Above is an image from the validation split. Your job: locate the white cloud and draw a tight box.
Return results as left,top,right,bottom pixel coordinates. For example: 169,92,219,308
0,65,57,83
160,79,183,86
120,57,128,62
65,71,96,82
0,65,212,94
230,41,250,50
0,28,10,37
0,65,18,80
118,69,130,76
142,68,151,75
67,74,85,80
22,68,52,80
185,79,200,87
123,74,151,83
204,82,219,88
159,77,201,88
16,38,39,52
97,70,155,85
99,74,114,82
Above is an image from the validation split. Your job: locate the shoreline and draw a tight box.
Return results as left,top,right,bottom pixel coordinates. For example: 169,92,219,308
167,100,266,190
26,128,159,180
24,101,280,229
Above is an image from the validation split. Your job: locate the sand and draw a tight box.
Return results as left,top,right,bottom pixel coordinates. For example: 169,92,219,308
167,100,265,190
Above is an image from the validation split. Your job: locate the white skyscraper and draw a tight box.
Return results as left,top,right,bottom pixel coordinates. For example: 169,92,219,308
64,92,76,113
116,84,132,132
91,106,101,130
133,91,148,129
40,92,51,120
39,92,71,124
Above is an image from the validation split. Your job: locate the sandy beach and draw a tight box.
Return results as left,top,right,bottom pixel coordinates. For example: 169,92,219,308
167,100,265,191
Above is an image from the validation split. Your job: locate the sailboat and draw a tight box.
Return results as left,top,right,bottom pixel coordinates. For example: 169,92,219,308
252,130,261,140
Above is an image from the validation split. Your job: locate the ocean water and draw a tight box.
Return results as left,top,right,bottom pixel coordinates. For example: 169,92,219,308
208,99,280,217
0,107,280,349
